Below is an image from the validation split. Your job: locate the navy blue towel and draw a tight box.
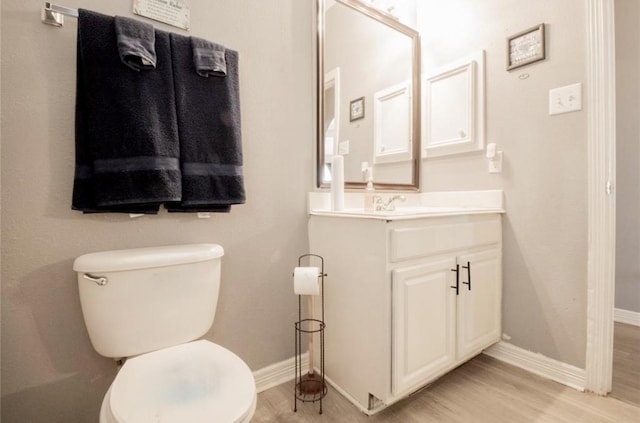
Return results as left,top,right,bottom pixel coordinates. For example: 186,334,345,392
73,9,181,213
166,33,245,213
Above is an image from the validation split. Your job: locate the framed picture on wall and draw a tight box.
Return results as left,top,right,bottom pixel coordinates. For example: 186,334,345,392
349,97,365,121
507,23,545,70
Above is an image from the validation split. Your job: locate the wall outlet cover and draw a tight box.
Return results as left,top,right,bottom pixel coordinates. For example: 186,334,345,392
488,151,503,173
338,140,350,155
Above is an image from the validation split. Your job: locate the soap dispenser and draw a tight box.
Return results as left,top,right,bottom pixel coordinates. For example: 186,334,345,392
362,164,376,211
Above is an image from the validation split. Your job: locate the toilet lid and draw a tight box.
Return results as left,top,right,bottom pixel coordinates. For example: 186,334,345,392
110,340,256,423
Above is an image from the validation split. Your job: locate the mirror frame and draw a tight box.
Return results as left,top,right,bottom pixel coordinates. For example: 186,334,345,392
316,0,421,191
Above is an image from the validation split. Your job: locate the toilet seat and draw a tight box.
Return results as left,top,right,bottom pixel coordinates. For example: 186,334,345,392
101,340,256,423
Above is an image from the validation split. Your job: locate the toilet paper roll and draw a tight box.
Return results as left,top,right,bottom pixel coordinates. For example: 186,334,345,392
293,266,320,296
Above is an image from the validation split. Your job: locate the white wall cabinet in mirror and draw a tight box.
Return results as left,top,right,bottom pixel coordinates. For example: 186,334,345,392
423,51,485,158
374,81,412,164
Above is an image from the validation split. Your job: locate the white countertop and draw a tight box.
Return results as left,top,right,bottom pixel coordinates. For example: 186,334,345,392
308,190,505,220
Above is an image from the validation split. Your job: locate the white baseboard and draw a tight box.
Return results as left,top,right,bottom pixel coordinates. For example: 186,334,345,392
614,308,640,326
253,352,308,393
256,343,589,397
483,341,586,391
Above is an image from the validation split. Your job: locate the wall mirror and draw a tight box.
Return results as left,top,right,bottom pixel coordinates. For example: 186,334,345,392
317,0,421,190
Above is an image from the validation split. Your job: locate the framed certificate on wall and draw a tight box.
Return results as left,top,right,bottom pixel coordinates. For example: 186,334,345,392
133,0,191,30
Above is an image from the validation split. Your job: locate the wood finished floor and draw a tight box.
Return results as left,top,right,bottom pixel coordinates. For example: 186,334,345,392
254,352,640,422
611,322,640,407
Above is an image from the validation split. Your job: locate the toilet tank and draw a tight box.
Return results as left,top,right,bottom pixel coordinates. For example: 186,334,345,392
73,244,224,358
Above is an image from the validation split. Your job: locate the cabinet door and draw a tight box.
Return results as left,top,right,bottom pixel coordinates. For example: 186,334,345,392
392,257,457,395
456,248,502,361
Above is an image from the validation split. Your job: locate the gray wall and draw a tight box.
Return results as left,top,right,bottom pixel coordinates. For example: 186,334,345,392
0,0,313,421
417,0,588,367
614,0,640,313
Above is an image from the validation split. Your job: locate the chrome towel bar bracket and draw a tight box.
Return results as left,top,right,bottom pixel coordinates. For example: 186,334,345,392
41,2,78,27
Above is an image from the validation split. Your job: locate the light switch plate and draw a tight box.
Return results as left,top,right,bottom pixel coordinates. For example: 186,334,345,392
549,83,582,115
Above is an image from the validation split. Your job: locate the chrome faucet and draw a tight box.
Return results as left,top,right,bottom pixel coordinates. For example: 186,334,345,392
374,195,406,211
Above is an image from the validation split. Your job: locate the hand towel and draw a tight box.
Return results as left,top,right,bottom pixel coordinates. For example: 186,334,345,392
114,16,157,71
166,33,245,212
73,9,181,213
191,36,227,77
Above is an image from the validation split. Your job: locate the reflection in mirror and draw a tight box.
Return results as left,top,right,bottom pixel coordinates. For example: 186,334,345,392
317,0,420,191
323,68,340,182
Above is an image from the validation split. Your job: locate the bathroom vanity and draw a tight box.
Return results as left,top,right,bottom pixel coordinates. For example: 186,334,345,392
308,193,503,414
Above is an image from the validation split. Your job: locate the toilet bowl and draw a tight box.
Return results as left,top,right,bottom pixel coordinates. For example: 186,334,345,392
99,341,256,423
74,244,255,423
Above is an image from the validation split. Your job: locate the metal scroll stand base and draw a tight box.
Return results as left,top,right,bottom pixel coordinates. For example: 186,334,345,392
294,254,327,414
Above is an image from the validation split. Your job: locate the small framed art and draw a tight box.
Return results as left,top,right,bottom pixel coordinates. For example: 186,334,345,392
349,96,365,121
507,23,545,71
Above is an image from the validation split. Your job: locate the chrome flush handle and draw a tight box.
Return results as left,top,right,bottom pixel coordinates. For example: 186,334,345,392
82,273,108,286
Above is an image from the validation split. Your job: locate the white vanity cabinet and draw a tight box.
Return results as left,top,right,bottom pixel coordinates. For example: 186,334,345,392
308,212,502,414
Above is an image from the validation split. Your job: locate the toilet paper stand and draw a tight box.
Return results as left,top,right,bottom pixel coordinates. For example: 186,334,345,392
293,254,327,414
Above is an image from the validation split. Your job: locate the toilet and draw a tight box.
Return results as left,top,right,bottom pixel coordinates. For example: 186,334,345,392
73,244,256,423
